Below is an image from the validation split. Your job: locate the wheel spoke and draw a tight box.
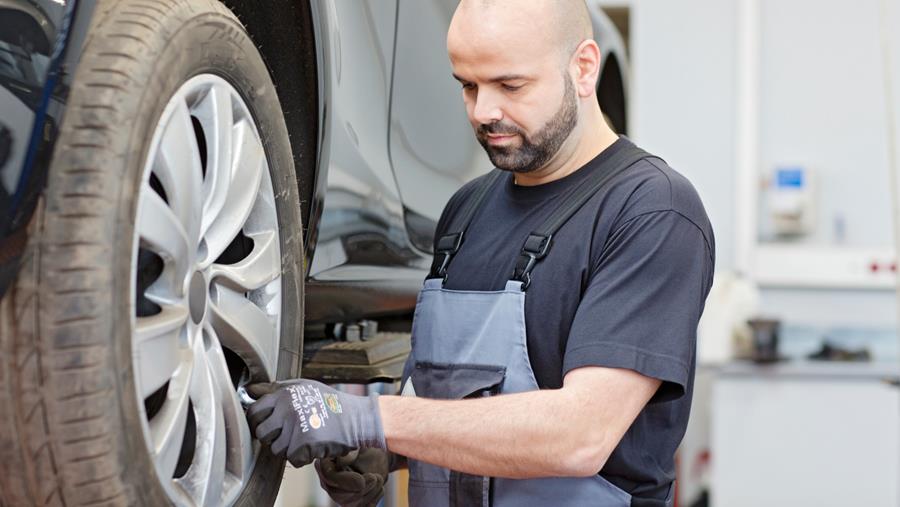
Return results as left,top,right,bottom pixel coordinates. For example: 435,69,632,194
204,325,256,494
209,231,280,292
138,186,192,293
148,352,192,480
154,99,204,249
135,306,188,398
196,83,234,238
208,285,277,381
176,334,226,506
200,118,265,267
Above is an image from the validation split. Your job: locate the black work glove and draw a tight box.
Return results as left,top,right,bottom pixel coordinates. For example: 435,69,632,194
315,448,391,507
246,380,387,468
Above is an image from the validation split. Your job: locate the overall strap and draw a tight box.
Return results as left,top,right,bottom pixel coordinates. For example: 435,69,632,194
512,145,657,290
429,169,503,282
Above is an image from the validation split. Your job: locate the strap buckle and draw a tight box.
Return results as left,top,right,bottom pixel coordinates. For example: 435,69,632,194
519,253,539,279
434,232,464,279
519,268,533,291
514,234,552,290
522,233,552,259
436,252,453,279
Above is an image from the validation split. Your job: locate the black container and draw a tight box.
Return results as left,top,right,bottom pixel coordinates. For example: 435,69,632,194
748,318,781,363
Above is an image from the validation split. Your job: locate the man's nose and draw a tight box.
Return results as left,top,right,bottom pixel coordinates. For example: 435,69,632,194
471,89,503,125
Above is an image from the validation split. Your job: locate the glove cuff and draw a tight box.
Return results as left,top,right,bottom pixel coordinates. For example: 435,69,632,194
360,393,387,450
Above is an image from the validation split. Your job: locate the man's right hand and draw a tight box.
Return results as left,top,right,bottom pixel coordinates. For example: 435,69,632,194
315,448,391,507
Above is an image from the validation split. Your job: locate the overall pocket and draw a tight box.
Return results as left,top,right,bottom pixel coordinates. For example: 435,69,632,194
410,361,506,400
406,362,506,507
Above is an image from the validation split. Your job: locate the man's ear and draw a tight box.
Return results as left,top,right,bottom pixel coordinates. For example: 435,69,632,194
570,39,602,98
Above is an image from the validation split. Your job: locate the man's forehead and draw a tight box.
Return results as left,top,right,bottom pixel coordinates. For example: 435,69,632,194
447,23,556,80
448,48,544,84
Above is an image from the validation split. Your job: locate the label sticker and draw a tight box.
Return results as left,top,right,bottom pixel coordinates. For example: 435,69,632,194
324,393,343,414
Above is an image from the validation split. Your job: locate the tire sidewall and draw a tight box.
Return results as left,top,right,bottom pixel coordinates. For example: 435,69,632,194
64,2,303,504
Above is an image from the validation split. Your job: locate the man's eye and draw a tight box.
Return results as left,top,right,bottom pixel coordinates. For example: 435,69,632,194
461,83,476,90
502,84,523,92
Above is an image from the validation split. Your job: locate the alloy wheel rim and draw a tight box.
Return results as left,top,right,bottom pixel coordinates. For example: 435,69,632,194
130,74,282,506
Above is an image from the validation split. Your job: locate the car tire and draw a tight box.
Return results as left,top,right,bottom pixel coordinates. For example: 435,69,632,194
0,0,304,505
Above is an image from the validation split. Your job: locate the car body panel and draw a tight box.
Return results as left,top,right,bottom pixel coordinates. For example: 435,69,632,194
303,0,434,324
0,0,86,296
305,0,425,283
388,0,489,253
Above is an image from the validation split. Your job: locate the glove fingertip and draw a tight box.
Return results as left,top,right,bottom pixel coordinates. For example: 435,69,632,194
317,457,337,476
289,446,314,468
246,400,275,431
335,448,359,468
245,382,279,398
256,423,283,446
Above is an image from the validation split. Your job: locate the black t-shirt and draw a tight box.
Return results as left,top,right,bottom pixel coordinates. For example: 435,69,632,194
433,137,715,504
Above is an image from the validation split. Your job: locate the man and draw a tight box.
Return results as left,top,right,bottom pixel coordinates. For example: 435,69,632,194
247,0,714,505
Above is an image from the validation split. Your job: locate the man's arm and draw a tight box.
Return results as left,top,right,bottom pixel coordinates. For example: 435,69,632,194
378,365,661,479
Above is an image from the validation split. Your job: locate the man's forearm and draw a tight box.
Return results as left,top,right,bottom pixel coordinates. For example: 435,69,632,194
377,388,606,479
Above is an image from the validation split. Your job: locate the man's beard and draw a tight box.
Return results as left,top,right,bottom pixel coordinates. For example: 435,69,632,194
476,76,578,174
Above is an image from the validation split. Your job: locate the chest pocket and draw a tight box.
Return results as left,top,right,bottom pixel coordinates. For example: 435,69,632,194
410,362,506,399
408,362,506,507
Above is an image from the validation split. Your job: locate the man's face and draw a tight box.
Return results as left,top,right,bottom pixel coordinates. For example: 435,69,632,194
448,7,580,174
474,76,577,174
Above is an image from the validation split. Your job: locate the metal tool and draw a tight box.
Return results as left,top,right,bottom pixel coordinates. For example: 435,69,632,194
237,385,256,409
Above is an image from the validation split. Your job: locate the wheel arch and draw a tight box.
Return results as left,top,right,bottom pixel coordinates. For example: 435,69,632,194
598,53,628,135
218,0,320,234
588,3,631,135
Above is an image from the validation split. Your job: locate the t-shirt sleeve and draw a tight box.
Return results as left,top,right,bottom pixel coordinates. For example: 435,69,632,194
562,210,713,402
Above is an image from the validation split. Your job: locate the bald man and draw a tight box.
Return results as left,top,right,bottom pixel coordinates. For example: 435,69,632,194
247,1,714,506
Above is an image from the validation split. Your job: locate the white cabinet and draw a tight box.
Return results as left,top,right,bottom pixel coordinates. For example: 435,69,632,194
711,363,900,507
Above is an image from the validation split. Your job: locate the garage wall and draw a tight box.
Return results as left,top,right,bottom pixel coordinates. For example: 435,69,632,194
598,0,738,272
757,0,895,248
599,0,900,329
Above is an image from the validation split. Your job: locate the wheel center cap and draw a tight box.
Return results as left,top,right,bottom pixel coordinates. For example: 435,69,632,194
189,271,207,324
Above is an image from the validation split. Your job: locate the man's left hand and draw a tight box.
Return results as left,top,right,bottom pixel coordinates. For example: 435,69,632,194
315,448,391,507
246,379,386,467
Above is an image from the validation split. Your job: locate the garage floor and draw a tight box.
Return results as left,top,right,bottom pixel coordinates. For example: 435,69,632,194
273,465,328,507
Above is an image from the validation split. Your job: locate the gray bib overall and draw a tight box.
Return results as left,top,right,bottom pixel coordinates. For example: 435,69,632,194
402,146,663,506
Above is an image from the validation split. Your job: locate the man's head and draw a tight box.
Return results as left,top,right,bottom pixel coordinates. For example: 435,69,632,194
447,0,603,175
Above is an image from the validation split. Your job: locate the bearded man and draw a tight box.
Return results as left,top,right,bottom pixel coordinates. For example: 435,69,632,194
248,1,715,505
